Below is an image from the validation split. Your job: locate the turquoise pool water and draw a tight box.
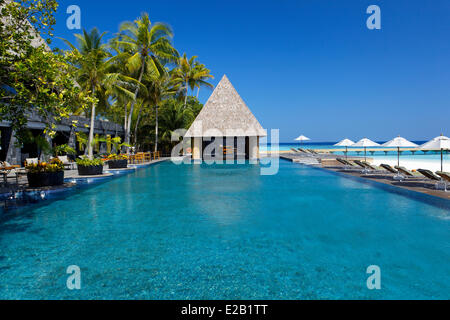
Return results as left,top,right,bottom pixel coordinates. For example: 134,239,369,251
0,160,449,299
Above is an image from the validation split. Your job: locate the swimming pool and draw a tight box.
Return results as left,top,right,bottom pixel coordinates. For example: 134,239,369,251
0,160,449,299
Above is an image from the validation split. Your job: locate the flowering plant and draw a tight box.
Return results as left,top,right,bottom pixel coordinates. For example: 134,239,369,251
26,158,64,173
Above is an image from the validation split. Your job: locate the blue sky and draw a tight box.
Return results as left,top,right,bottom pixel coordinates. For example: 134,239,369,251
52,0,449,142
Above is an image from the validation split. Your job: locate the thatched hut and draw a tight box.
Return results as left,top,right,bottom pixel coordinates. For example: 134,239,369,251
185,75,266,160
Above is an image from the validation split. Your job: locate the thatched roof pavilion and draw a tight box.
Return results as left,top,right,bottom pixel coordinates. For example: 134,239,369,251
185,75,266,160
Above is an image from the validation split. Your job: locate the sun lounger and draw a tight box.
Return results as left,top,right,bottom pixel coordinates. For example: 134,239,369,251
361,161,378,171
380,164,398,174
57,156,75,170
343,159,356,167
1,161,25,185
6,161,27,184
417,169,447,190
436,171,450,183
392,166,428,182
353,160,385,174
0,162,9,185
353,160,368,169
308,149,319,155
417,169,441,181
380,164,409,180
336,158,349,166
362,162,389,174
394,166,415,177
290,148,301,153
336,158,360,171
298,148,314,154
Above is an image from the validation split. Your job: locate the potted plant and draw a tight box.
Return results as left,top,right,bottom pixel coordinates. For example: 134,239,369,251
26,158,65,188
106,154,128,169
76,158,104,176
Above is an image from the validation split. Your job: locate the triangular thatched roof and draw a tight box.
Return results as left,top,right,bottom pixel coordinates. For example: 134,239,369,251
185,75,266,138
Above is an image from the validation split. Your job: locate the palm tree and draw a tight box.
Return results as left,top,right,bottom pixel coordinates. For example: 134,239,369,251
112,12,178,149
62,28,134,159
107,43,142,144
194,63,213,98
159,99,194,150
172,53,214,108
138,67,177,152
131,98,147,147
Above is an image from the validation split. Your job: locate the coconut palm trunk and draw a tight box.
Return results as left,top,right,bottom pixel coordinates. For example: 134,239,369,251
134,104,143,147
184,84,188,108
126,56,145,148
124,102,128,134
154,105,159,152
121,102,128,153
87,85,96,159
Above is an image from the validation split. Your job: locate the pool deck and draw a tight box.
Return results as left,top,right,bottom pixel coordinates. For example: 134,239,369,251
0,158,169,200
281,154,450,202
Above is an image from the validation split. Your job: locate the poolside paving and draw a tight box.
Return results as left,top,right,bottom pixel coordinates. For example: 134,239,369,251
0,158,170,197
